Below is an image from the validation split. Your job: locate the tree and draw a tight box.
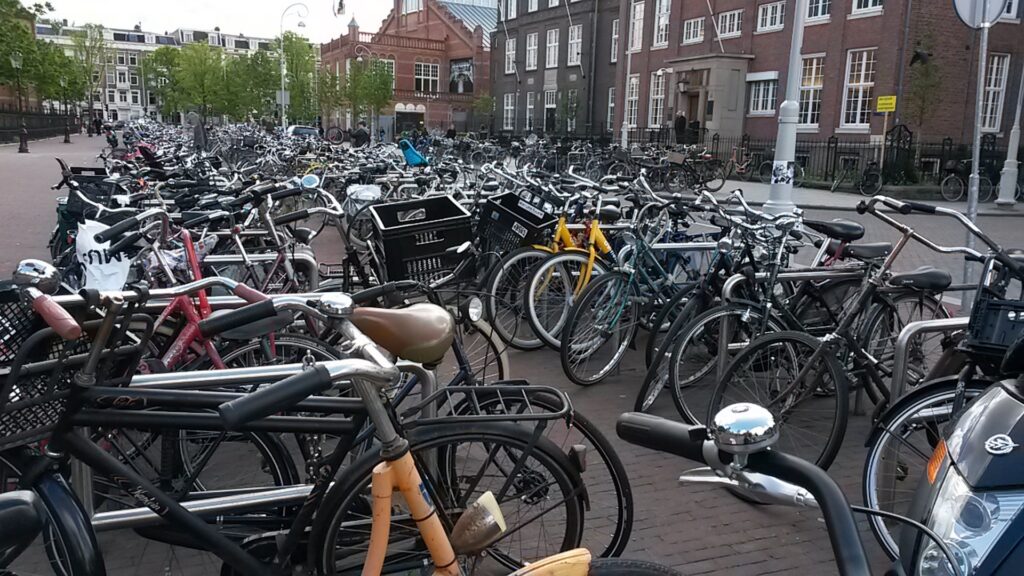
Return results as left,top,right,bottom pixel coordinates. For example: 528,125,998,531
905,35,941,138
281,31,316,124
342,58,393,136
175,43,223,119
144,47,182,119
473,96,495,133
70,23,108,126
318,68,344,126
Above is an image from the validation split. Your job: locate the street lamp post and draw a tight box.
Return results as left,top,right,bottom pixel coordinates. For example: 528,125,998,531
996,64,1024,207
353,45,375,140
280,2,309,129
764,0,807,214
619,49,632,148
10,51,28,153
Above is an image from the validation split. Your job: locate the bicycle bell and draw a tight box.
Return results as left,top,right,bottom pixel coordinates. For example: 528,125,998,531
319,293,353,319
711,403,778,457
13,259,60,295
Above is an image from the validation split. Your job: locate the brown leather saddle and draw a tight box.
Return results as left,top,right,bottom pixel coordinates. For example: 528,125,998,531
351,303,454,365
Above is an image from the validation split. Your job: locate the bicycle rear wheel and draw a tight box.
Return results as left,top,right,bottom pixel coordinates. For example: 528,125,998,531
525,251,607,350
709,331,848,468
940,175,964,202
560,273,639,386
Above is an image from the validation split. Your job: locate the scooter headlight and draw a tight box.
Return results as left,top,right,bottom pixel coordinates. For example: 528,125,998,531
918,468,1024,576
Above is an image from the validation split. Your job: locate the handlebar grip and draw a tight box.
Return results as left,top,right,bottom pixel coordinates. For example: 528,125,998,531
232,283,269,304
218,365,333,430
270,187,303,200
31,295,82,341
198,299,276,338
350,280,421,306
996,252,1024,279
94,216,139,243
273,209,309,226
788,229,804,241
904,201,937,214
855,201,868,215
616,412,709,464
247,181,277,197
108,231,142,256
182,213,213,228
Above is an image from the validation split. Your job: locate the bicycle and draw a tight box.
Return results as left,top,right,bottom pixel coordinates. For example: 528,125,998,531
940,159,994,202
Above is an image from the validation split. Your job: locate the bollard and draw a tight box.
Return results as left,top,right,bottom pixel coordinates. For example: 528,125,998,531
63,119,71,144
17,121,29,153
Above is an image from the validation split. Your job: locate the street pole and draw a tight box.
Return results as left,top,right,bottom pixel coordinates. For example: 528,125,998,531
279,2,309,129
996,63,1023,207
963,20,990,292
764,0,806,214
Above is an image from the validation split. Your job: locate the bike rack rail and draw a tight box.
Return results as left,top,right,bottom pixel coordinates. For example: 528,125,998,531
889,317,969,399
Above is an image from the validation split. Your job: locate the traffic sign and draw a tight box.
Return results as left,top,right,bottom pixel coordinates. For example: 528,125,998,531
953,0,1010,28
876,96,897,113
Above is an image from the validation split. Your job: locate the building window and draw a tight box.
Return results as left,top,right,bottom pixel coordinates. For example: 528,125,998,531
503,93,515,130
148,93,157,105
842,48,877,127
109,109,118,121
131,90,140,105
567,89,578,131
852,0,883,14
568,25,582,66
414,62,439,92
128,53,137,66
981,53,1010,131
116,52,126,65
106,52,115,65
130,73,139,85
626,74,640,126
528,0,538,11
544,90,556,108
653,0,670,46
116,71,127,84
526,91,535,131
549,0,558,6
526,33,538,70
717,10,743,38
505,38,517,74
682,17,704,44
1002,0,1017,18
402,0,422,14
118,90,128,103
505,0,517,19
105,71,115,85
807,0,831,21
107,89,116,103
648,72,666,125
92,71,100,83
607,87,615,130
628,1,644,51
799,56,824,126
545,29,559,68
610,19,619,62
749,80,777,115
757,2,786,32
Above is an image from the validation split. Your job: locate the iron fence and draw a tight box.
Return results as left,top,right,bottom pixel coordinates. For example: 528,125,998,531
0,109,80,144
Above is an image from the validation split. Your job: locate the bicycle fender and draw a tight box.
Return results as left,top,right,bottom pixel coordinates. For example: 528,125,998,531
862,375,982,448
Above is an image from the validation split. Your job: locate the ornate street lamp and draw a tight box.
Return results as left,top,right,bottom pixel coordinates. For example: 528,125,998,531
10,51,28,153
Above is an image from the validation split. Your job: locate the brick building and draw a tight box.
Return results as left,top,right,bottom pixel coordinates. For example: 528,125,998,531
320,0,497,136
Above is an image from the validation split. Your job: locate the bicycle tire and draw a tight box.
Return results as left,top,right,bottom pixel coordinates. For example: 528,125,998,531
862,377,989,559
978,176,995,202
940,175,964,202
525,251,608,350
709,330,849,468
560,272,639,386
758,160,773,184
701,164,726,192
588,558,684,575
635,295,706,413
485,246,550,350
310,421,585,574
643,283,699,367
858,171,881,196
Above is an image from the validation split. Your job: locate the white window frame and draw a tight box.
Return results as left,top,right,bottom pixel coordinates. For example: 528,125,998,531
548,0,559,6
653,0,670,47
568,25,582,66
116,70,127,84
625,74,640,127
607,87,615,130
505,37,517,75
106,88,116,103
129,73,139,85
981,53,1010,132
503,93,516,130
648,72,666,125
128,53,137,66
807,0,831,21
116,52,126,65
130,90,140,105
545,28,559,69
628,1,644,52
748,80,778,115
402,0,423,14
526,91,535,131
841,48,877,128
1001,0,1017,19
105,71,115,85
683,17,704,44
717,10,743,39
526,33,538,71
567,89,578,131
757,2,786,32
414,62,440,92
544,90,557,108
610,19,619,63
798,56,825,126
528,0,538,12
118,90,128,103
852,0,883,15
505,0,517,19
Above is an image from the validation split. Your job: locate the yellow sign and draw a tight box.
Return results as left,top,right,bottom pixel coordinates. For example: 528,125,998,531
876,96,897,113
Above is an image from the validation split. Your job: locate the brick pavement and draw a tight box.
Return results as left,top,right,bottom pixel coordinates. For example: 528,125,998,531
2,140,1023,575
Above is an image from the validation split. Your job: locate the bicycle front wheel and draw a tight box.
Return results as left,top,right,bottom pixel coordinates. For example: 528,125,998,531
858,171,881,196
560,272,639,386
526,251,607,350
709,331,848,468
940,175,964,202
486,246,549,350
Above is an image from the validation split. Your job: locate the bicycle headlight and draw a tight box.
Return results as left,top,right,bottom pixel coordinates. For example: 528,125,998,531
462,296,484,322
918,468,1024,576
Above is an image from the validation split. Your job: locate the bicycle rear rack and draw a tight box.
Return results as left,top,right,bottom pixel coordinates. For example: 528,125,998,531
402,383,572,426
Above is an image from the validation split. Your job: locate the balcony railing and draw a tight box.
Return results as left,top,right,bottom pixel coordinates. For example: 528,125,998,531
322,32,446,54
392,89,476,103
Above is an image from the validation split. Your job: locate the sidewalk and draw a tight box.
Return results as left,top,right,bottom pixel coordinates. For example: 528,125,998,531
722,179,1022,217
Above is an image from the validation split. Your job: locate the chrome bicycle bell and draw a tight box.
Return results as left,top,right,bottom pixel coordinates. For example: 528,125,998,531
711,403,778,456
13,259,60,295
319,293,353,319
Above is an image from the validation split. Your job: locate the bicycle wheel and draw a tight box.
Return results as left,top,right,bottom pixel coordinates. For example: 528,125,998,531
858,171,881,196
793,164,806,188
439,319,509,384
859,292,950,395
560,272,639,386
635,295,706,413
862,377,989,559
940,175,964,202
701,164,726,192
525,251,607,350
758,161,773,184
643,283,699,367
669,304,786,425
311,422,585,574
978,176,995,202
485,246,549,350
709,331,848,468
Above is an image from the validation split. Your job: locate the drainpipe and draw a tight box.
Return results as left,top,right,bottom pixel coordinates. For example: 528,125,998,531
586,0,599,134
894,0,913,124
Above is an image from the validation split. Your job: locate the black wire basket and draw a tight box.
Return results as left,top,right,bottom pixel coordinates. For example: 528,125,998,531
966,261,1024,360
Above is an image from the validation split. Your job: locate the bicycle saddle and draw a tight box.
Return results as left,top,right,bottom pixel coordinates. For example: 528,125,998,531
350,303,454,365
804,219,865,242
0,491,46,564
888,266,952,292
826,240,891,261
290,227,316,246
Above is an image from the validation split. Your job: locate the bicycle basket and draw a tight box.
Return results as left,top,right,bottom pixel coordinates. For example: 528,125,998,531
966,264,1024,358
666,151,688,166
370,196,474,284
0,285,43,365
478,191,558,254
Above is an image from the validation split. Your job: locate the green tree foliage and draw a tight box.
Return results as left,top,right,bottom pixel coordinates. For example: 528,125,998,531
1,1,84,112
144,46,182,118
70,23,108,122
282,31,316,123
342,57,393,129
175,43,223,119
473,95,495,131
318,68,343,120
906,35,941,137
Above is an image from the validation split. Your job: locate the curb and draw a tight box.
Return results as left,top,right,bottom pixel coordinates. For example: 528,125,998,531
744,200,1023,217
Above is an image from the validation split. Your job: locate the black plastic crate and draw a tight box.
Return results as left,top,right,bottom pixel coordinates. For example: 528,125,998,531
967,292,1024,357
478,191,559,254
369,196,473,284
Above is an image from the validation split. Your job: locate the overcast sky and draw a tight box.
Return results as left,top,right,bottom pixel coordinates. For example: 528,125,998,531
46,0,393,42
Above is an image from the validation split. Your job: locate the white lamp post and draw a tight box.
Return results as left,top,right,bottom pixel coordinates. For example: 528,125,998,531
280,2,309,129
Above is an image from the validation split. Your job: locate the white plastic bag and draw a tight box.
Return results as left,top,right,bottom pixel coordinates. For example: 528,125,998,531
76,220,130,290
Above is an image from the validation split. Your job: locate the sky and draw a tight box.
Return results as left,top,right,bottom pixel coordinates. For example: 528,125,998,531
45,0,394,42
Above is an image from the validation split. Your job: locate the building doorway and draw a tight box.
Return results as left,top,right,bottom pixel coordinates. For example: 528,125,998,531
396,111,424,134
